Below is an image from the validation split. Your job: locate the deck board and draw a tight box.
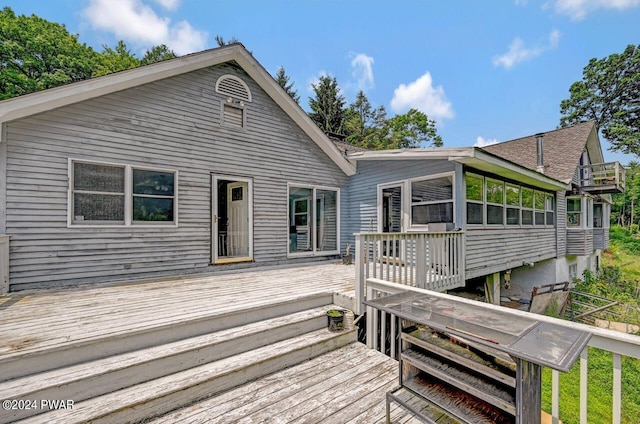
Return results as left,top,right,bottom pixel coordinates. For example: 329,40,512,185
0,262,355,359
149,342,404,424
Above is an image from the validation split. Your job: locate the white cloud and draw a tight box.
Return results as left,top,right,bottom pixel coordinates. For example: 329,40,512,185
390,72,454,121
492,29,561,70
82,0,207,55
474,136,499,147
350,53,374,91
152,0,180,10
515,0,528,5
548,0,640,20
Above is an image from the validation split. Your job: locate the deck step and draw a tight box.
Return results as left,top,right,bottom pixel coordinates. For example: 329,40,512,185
0,305,341,423
16,328,357,424
0,291,333,382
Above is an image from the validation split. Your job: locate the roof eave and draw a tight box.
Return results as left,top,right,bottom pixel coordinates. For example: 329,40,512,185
452,149,570,191
346,147,475,161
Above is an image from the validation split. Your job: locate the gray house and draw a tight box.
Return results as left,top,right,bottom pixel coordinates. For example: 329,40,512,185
0,44,624,298
0,44,355,292
346,121,624,302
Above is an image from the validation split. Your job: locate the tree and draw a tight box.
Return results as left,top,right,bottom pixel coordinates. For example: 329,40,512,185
275,66,300,104
141,44,176,66
379,108,443,149
0,7,98,99
93,40,140,77
344,90,386,148
612,161,640,228
215,35,240,47
559,44,640,156
308,76,347,134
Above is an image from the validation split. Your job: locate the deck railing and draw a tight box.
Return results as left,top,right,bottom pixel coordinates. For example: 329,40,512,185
365,278,640,424
579,161,626,193
354,231,465,314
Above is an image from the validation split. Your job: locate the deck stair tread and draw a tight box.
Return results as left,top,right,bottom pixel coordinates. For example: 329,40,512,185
0,305,336,403
15,328,356,424
403,329,516,387
401,348,516,415
400,374,515,424
0,292,333,382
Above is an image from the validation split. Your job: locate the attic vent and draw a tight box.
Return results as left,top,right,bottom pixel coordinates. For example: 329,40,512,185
215,75,252,102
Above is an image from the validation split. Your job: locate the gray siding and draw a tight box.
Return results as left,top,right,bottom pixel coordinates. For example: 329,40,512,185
466,227,557,279
593,228,609,250
342,159,457,251
566,229,594,256
5,64,347,290
556,190,566,256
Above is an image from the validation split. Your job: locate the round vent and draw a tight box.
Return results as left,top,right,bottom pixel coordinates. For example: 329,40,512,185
215,75,252,102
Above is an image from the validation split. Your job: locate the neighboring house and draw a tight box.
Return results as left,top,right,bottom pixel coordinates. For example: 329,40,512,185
0,44,355,292
345,121,624,301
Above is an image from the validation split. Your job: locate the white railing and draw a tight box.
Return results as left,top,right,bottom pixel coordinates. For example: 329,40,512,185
579,161,626,191
0,235,9,295
354,231,465,314
365,278,640,424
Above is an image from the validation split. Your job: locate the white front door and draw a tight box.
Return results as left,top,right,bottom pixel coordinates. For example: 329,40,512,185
227,182,249,257
212,176,253,263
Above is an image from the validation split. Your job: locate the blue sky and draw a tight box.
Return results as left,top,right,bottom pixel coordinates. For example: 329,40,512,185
5,0,640,165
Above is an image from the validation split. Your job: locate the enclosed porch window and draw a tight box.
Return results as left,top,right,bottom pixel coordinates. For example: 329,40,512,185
411,175,454,227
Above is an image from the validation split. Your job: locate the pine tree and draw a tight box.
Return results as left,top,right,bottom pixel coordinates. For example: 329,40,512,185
275,66,300,104
308,76,346,134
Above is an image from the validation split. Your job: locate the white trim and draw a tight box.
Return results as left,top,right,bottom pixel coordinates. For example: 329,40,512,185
212,174,254,264
287,183,340,258
377,182,405,233
408,172,455,231
0,44,355,176
68,158,178,228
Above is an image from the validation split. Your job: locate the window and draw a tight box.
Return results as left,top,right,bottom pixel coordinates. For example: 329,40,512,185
486,179,504,225
545,194,555,226
567,197,582,227
593,203,603,228
288,185,339,255
569,263,578,281
411,175,454,226
521,187,534,225
506,184,520,225
71,160,177,226
466,173,484,225
534,191,545,225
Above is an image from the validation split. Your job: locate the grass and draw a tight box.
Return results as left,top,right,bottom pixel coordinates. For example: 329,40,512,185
540,226,640,424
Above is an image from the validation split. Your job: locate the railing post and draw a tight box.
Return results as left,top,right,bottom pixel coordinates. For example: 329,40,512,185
355,234,364,315
416,234,426,288
0,235,9,295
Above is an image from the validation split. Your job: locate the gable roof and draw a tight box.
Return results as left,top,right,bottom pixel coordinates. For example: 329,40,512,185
481,121,600,184
0,44,356,176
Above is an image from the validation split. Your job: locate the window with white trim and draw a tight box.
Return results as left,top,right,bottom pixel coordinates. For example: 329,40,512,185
465,173,484,225
567,197,582,227
534,191,546,225
486,178,504,225
521,187,534,225
505,184,520,225
71,160,177,226
411,175,454,226
288,185,339,255
569,263,578,281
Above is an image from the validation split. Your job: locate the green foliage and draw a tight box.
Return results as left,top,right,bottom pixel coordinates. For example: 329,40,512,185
308,76,347,134
0,6,98,99
610,225,640,255
93,40,140,77
140,44,176,66
275,66,300,104
344,90,387,148
380,109,443,149
612,162,640,227
559,44,640,156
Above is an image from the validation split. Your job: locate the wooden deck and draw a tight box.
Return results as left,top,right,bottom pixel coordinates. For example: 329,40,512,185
0,261,354,361
0,261,428,423
149,342,422,424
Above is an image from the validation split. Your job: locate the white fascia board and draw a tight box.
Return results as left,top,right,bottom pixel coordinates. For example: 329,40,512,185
452,149,570,191
347,147,475,161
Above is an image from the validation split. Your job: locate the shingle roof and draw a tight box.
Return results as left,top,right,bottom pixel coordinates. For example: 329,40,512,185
330,139,369,155
482,121,596,184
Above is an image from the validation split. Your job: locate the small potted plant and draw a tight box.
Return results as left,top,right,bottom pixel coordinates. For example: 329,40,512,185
342,243,353,265
326,309,345,331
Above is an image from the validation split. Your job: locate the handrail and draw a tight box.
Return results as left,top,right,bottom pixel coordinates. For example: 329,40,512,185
365,277,640,424
354,231,465,314
579,161,626,191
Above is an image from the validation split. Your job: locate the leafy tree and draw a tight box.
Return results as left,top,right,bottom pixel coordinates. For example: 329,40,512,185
612,161,640,228
379,108,443,149
344,90,387,148
308,76,347,134
275,66,300,104
559,44,640,156
141,44,176,66
0,6,98,99
93,40,140,77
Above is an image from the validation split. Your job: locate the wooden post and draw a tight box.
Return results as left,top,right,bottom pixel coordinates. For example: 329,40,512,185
515,359,542,424
355,234,364,315
485,272,501,305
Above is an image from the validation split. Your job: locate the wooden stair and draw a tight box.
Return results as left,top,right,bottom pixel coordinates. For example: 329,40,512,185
0,293,356,423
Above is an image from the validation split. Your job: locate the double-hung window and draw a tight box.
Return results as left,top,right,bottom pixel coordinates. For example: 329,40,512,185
486,179,504,225
70,160,177,226
465,173,484,225
411,175,454,227
567,197,582,227
505,184,520,225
